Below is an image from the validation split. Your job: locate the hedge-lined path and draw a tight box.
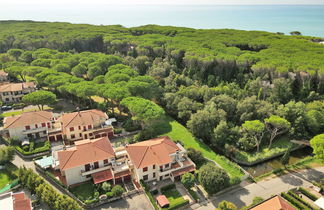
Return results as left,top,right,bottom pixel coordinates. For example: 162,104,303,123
196,166,324,209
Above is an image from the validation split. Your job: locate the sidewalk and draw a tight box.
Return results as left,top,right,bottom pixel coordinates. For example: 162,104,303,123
196,166,324,209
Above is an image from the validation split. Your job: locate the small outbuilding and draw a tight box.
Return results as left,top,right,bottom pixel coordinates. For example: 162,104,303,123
156,195,170,208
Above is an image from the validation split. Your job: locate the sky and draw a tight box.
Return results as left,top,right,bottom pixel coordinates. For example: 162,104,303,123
1,0,324,4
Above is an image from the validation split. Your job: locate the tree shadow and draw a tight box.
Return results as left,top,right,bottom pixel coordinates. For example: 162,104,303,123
209,187,250,208
92,198,130,210
292,168,324,183
279,173,303,186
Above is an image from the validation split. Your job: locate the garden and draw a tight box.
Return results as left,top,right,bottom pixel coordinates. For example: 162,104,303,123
160,184,189,210
13,140,51,156
0,162,18,189
281,187,320,210
69,181,125,205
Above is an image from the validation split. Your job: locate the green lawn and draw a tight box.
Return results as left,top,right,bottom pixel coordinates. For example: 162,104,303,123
154,116,244,179
162,188,187,209
70,181,95,201
0,163,18,189
234,137,297,163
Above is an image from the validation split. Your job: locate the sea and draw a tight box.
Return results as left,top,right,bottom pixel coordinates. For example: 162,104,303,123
1,4,324,37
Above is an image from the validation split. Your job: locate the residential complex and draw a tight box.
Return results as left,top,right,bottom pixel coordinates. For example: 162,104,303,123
3,111,54,141
2,109,114,143
0,191,32,210
50,136,195,187
48,109,113,143
126,136,196,182
0,82,35,103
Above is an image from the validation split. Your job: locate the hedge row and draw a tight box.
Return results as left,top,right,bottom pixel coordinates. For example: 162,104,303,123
281,192,308,210
15,141,50,155
188,189,199,201
299,187,319,201
161,184,176,193
287,191,315,209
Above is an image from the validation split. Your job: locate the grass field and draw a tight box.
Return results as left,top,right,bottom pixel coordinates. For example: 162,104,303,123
0,163,18,189
162,188,187,209
154,116,244,179
70,181,95,201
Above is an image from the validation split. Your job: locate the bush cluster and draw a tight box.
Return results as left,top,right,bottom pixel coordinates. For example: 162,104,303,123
281,192,308,209
298,187,319,201
15,141,50,155
287,191,314,209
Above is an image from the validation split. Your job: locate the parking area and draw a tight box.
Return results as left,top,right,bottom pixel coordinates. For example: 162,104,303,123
92,193,153,210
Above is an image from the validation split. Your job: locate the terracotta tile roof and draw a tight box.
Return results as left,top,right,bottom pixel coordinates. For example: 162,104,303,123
4,111,53,129
58,137,115,171
126,136,179,169
58,109,108,130
156,195,169,208
114,170,131,179
12,192,32,210
250,195,296,210
0,82,35,92
0,70,8,76
171,165,195,177
92,169,113,184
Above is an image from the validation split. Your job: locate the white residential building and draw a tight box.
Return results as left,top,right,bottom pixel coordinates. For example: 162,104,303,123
0,82,35,103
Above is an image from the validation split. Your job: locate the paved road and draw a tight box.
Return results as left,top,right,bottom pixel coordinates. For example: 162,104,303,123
196,166,324,209
92,193,153,210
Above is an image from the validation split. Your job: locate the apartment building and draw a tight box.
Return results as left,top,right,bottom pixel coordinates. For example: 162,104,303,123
54,137,131,186
3,111,54,141
0,82,35,103
125,136,196,182
48,109,113,143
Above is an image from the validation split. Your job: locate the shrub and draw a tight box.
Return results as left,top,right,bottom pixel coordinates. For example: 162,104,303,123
114,128,123,134
181,172,195,189
140,180,151,191
281,192,307,209
298,187,319,201
23,145,29,151
188,189,199,201
150,189,158,195
216,200,237,210
106,191,114,198
187,147,206,166
122,118,141,132
111,185,125,197
101,181,111,192
29,141,35,152
160,183,176,192
287,191,314,209
198,163,230,194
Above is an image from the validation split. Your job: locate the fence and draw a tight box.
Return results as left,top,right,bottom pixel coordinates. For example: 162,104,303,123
0,179,20,194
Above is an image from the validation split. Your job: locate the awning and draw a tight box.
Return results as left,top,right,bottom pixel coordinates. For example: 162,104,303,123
92,169,113,184
171,165,195,177
156,195,169,208
315,197,324,209
114,170,131,179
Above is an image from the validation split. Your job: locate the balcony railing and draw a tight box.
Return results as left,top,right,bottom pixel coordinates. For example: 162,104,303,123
22,127,47,134
81,165,111,176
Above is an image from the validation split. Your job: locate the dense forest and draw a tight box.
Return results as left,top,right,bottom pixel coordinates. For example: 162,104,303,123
0,20,323,164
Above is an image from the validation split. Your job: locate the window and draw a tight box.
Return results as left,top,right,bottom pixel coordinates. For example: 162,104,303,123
35,124,38,128
43,131,46,134
153,165,155,169
165,174,169,177
94,162,99,169
71,134,75,139
70,127,74,132
25,125,30,130
143,175,148,181
85,164,90,171
47,123,51,128
160,165,163,171
153,172,156,178
86,175,91,178
104,159,109,165
41,123,46,127
89,133,93,136
78,126,81,130
143,167,148,172
79,133,82,137
165,163,169,168
83,126,86,131
88,125,92,129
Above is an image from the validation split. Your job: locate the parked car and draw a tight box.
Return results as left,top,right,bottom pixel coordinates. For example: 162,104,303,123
1,105,12,111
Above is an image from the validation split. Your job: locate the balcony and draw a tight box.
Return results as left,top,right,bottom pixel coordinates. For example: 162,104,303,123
22,127,47,134
81,165,111,176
